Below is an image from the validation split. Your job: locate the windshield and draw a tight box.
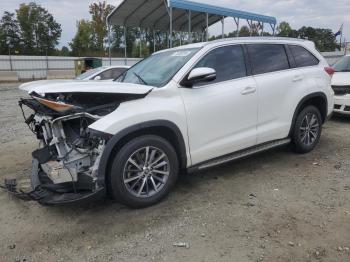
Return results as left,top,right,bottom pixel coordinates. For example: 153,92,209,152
333,56,350,72
116,48,200,87
75,67,104,80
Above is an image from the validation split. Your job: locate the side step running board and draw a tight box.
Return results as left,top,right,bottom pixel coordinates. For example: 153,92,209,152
191,138,291,172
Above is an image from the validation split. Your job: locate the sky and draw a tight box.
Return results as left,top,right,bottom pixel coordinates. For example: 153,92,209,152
1,0,349,48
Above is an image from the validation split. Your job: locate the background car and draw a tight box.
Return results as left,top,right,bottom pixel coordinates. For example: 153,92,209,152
75,65,130,81
19,65,130,92
332,55,350,115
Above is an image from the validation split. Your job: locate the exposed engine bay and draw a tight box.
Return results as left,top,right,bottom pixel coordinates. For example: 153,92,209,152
3,90,148,204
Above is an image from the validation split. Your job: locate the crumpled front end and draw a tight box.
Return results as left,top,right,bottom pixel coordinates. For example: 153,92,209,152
2,88,149,205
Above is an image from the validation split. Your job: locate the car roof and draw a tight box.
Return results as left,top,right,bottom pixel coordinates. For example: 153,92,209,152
155,37,316,54
101,65,130,69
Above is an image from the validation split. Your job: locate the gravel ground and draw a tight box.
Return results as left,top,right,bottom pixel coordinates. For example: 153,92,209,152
0,83,350,262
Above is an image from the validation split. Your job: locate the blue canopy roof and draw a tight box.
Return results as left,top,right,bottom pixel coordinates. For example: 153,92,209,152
107,0,277,32
169,0,276,25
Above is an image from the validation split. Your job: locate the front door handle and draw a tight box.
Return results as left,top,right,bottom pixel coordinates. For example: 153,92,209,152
241,86,256,95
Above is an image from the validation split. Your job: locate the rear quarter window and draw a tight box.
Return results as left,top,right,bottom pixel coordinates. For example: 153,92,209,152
247,44,290,75
289,45,319,67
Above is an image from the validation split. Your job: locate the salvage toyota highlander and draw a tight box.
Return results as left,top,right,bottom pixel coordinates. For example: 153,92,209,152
3,38,334,208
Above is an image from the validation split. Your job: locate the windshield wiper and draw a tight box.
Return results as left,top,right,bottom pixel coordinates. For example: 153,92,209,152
133,72,148,85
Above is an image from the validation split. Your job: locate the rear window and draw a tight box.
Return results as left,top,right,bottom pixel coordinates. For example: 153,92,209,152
99,68,127,80
247,44,290,75
289,45,319,67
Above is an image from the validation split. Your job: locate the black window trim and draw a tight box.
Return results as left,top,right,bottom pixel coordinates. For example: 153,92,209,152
99,68,113,79
287,44,320,68
284,44,297,68
245,43,292,76
179,43,250,88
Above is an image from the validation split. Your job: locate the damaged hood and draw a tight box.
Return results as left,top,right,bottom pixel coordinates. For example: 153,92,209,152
21,80,154,95
19,80,73,92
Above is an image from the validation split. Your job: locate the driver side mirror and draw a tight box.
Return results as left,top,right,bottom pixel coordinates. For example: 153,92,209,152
182,67,216,87
93,75,101,80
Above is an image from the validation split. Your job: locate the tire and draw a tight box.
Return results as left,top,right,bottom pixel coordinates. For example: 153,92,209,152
108,135,179,208
291,105,322,153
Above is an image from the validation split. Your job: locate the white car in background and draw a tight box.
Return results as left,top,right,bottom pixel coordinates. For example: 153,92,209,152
332,55,350,115
75,65,130,81
19,65,130,92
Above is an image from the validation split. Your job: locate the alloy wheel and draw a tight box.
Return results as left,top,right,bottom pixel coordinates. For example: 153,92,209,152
123,146,170,198
299,113,320,146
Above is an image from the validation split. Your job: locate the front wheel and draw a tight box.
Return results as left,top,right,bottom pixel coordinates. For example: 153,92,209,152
292,105,322,153
109,135,179,208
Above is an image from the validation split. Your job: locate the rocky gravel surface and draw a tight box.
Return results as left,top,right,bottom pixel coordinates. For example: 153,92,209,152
0,83,349,262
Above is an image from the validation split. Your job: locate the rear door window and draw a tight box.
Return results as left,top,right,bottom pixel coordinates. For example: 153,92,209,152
247,44,290,75
194,45,247,85
97,69,113,80
110,68,128,79
289,45,319,67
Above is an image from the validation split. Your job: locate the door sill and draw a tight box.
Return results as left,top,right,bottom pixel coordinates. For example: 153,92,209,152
187,138,291,173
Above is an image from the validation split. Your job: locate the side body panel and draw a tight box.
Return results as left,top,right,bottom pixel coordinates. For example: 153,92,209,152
254,67,313,144
180,77,258,165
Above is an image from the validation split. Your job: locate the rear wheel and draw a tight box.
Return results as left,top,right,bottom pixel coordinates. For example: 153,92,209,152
292,105,322,153
109,135,179,208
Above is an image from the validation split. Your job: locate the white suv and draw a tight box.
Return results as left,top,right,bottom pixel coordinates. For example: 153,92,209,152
10,38,333,208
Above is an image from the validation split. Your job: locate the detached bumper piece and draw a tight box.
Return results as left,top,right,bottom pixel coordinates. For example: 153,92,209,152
1,178,48,201
1,160,105,205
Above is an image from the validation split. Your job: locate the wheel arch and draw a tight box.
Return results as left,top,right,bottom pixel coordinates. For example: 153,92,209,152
98,120,188,187
289,92,328,136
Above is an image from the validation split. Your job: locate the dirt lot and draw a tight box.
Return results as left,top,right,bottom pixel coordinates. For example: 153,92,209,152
0,83,350,262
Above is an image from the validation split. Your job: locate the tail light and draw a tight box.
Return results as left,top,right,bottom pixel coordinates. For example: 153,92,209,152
324,67,335,77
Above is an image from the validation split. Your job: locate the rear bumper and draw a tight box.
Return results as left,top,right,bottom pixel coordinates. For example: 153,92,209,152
2,159,106,205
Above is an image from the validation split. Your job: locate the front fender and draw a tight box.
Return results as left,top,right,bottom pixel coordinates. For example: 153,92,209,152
96,120,189,186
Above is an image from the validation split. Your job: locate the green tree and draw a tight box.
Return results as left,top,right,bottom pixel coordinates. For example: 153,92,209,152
69,20,96,56
277,21,293,37
239,26,251,37
298,26,339,51
0,26,6,54
89,1,114,56
0,11,21,54
16,2,61,55
60,46,70,56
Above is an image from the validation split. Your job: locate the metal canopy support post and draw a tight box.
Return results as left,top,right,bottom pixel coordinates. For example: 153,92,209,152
169,7,173,48
153,30,156,53
221,16,225,39
139,28,142,58
205,13,209,41
270,23,276,36
108,23,111,65
234,17,240,37
261,23,264,36
247,20,253,36
124,26,127,65
188,10,192,43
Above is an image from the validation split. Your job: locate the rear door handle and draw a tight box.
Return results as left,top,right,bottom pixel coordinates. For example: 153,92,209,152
241,86,256,95
293,75,303,82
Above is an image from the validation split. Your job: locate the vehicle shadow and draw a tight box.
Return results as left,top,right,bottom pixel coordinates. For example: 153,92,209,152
45,145,291,214
331,114,350,123
20,145,305,241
